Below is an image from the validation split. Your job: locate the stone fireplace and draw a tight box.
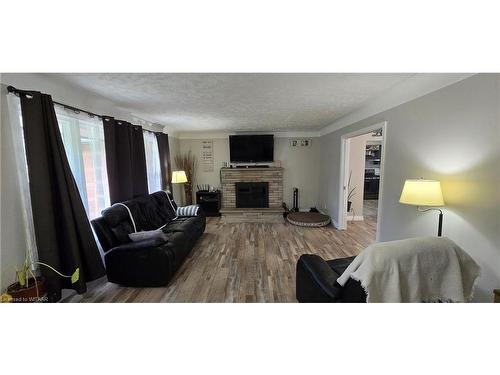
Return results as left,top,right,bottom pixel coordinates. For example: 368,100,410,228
220,167,283,209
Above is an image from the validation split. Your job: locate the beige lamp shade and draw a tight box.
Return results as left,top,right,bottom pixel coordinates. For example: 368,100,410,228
399,179,444,206
171,170,188,184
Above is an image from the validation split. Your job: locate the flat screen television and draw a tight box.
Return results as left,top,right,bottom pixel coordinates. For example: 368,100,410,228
229,134,274,163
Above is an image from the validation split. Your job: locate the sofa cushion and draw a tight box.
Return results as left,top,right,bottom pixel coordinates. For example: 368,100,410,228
129,229,167,242
100,203,138,247
150,191,178,221
128,195,167,231
163,216,205,237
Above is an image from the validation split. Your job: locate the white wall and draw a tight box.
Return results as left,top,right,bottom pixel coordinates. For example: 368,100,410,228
178,136,321,209
275,137,320,210
319,74,500,301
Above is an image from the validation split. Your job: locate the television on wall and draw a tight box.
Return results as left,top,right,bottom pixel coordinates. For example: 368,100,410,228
229,134,274,163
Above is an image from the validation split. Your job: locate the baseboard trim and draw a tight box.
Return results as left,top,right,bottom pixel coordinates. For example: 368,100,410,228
348,215,364,222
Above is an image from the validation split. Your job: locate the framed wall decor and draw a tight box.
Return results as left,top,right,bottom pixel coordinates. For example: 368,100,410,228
201,139,214,172
290,138,312,147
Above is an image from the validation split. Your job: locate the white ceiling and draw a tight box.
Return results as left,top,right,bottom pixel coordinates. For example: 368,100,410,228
46,73,416,132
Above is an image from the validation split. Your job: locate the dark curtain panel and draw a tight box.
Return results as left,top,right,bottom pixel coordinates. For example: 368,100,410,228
103,117,148,203
156,132,173,192
19,92,106,302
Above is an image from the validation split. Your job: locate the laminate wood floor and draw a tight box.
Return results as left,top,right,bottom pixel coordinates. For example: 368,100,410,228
66,214,377,303
363,199,378,221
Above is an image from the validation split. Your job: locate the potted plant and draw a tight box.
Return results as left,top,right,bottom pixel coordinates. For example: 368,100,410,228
347,170,356,213
174,151,197,205
1,249,79,303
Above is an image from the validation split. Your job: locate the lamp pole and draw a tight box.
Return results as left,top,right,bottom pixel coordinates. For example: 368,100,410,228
418,207,443,237
437,210,443,237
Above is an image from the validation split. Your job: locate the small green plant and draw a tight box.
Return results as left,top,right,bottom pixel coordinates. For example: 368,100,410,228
8,244,80,301
16,260,79,288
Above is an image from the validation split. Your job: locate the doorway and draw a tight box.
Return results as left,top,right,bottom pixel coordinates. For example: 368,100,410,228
339,122,387,241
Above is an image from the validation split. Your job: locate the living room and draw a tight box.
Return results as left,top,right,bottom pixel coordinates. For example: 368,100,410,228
2,1,500,374
4,71,498,304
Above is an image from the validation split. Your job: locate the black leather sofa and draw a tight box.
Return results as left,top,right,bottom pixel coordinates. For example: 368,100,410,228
91,191,206,287
296,254,367,302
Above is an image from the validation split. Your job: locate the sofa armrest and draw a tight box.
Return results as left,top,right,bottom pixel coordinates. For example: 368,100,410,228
296,254,342,302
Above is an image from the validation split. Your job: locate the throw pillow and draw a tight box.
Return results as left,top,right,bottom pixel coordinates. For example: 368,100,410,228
176,205,199,217
128,229,167,242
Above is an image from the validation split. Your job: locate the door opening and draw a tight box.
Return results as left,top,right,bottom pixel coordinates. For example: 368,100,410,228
339,122,387,242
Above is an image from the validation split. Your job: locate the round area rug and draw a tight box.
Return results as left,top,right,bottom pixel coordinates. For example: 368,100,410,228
286,212,331,227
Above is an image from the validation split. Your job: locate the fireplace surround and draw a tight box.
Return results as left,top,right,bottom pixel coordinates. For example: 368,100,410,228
220,167,283,209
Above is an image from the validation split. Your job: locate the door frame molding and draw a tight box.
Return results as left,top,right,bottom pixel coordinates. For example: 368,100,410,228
338,121,387,241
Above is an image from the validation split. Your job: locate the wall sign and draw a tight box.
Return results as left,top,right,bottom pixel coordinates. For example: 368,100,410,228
290,139,312,147
201,139,214,172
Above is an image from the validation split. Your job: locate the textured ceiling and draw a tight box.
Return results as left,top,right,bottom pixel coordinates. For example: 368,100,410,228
46,73,414,132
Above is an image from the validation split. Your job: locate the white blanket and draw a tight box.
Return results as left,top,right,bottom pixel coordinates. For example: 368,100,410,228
337,237,480,302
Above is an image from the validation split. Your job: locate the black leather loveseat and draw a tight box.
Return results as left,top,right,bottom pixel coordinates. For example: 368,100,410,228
296,254,367,302
91,191,206,287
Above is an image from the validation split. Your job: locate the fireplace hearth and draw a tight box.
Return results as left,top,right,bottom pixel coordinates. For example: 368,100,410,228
235,182,269,208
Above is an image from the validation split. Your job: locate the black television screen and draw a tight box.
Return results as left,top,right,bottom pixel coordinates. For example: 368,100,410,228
229,135,274,163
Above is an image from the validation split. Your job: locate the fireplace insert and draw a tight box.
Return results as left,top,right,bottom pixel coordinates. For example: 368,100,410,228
235,182,269,208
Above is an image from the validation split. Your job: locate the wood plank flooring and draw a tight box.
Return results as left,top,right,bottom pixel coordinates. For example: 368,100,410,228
66,210,377,303
362,199,378,221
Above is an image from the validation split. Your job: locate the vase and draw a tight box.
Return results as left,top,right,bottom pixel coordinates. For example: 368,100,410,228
6,277,46,303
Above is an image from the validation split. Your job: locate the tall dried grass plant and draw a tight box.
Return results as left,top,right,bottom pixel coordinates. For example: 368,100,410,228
174,151,197,204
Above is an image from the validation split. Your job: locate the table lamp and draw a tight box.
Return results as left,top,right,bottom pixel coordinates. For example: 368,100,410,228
399,178,445,236
171,170,188,184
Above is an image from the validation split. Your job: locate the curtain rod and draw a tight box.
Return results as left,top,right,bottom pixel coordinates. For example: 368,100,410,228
7,85,106,120
6,85,166,130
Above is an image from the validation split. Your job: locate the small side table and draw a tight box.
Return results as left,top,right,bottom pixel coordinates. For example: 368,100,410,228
196,190,221,217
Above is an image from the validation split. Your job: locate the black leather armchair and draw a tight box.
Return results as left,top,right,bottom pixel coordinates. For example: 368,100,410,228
296,254,367,302
91,191,206,287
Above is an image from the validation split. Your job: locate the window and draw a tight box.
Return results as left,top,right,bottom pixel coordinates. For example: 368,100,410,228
143,130,162,193
55,106,110,219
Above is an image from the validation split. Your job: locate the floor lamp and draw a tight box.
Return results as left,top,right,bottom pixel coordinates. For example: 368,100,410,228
172,170,188,205
399,178,445,236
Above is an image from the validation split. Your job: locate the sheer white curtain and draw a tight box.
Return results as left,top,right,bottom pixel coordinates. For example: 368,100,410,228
3,91,39,268
55,106,110,219
143,130,162,193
